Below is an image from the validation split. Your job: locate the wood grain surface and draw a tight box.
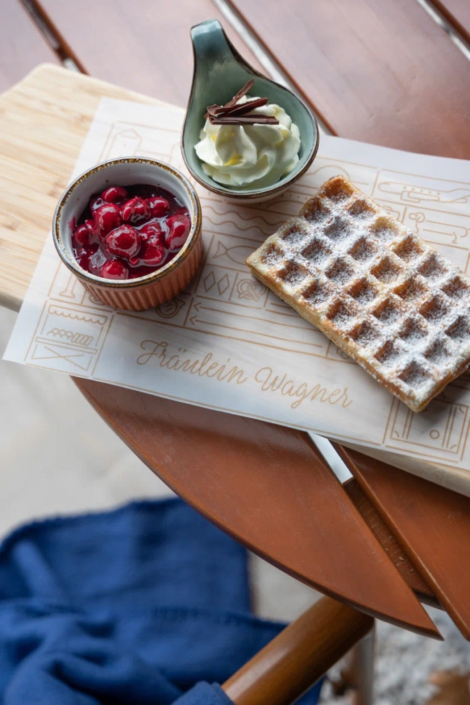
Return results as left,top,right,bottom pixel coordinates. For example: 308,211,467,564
77,378,440,638
338,445,470,639
229,0,470,158
343,480,435,606
33,0,263,107
222,597,373,705
430,0,470,43
0,1,58,92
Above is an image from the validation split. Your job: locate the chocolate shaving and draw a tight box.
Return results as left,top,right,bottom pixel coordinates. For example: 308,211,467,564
204,80,255,118
204,80,279,126
223,79,254,109
217,97,269,117
210,116,279,125
205,104,221,118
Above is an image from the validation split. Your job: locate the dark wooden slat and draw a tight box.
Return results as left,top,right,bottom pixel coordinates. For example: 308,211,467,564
76,379,440,639
33,0,264,107
229,0,470,159
0,1,58,93
337,446,470,639
430,0,470,44
343,479,436,606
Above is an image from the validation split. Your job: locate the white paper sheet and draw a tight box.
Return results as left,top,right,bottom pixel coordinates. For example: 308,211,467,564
5,97,470,471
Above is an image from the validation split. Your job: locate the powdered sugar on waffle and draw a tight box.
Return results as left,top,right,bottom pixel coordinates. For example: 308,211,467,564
246,176,470,412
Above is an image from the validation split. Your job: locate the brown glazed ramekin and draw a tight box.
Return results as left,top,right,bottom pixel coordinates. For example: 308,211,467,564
53,158,202,311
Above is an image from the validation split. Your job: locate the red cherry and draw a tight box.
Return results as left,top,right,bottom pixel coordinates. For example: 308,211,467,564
88,248,108,276
94,203,122,238
90,195,105,212
101,259,129,280
147,196,170,218
140,241,165,267
101,186,128,203
128,256,140,267
121,197,150,225
73,221,93,246
75,242,98,271
105,225,141,259
165,214,191,251
140,221,164,245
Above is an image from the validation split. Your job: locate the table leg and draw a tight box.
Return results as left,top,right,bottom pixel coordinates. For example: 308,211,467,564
222,596,373,705
351,626,375,705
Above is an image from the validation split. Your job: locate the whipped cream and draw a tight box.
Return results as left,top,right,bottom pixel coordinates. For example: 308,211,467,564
194,96,301,189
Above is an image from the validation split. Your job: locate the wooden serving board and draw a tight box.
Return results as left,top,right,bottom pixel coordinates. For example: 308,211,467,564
1,63,470,496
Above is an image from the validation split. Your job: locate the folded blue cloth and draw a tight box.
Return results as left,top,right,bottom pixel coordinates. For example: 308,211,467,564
0,498,322,704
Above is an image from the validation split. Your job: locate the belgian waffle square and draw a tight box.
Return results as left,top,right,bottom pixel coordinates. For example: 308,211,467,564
246,176,470,412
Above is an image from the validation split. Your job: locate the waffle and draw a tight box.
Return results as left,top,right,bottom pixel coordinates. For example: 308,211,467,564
246,176,470,412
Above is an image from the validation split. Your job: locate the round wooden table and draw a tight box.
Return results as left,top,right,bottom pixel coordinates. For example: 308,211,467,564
2,0,470,662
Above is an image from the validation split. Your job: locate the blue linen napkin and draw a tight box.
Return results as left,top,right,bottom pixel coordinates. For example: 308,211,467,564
0,498,322,704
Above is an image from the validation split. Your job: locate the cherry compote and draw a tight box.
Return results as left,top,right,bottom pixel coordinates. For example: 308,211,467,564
72,184,191,281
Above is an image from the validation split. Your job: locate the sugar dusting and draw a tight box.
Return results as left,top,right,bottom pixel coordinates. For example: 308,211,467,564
349,237,378,262
302,280,333,306
326,258,354,284
353,321,381,346
349,279,378,304
371,256,402,283
328,302,356,329
393,235,424,262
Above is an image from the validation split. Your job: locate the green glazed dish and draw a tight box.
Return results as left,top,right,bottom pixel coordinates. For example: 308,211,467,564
182,19,320,204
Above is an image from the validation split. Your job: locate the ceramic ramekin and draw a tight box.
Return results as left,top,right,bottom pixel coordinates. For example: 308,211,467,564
53,158,202,311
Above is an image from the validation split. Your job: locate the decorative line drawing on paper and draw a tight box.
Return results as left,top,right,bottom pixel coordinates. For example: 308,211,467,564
408,211,469,245
185,300,323,349
47,329,93,347
31,342,94,371
308,163,351,181
266,300,303,318
203,271,216,293
155,298,186,318
204,204,284,233
326,344,355,364
217,274,230,296
379,204,402,221
378,181,470,204
297,157,377,190
26,302,112,374
100,117,183,163
59,274,80,300
104,128,143,159
236,278,265,301
386,398,469,460
204,213,274,236
47,306,107,326
213,242,256,266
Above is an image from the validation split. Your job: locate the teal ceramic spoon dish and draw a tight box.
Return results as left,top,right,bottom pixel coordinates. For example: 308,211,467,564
182,19,319,204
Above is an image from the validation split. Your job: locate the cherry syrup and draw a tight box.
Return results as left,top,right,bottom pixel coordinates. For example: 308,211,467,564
72,184,191,281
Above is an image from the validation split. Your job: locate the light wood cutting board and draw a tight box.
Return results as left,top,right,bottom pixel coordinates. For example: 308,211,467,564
1,63,469,496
